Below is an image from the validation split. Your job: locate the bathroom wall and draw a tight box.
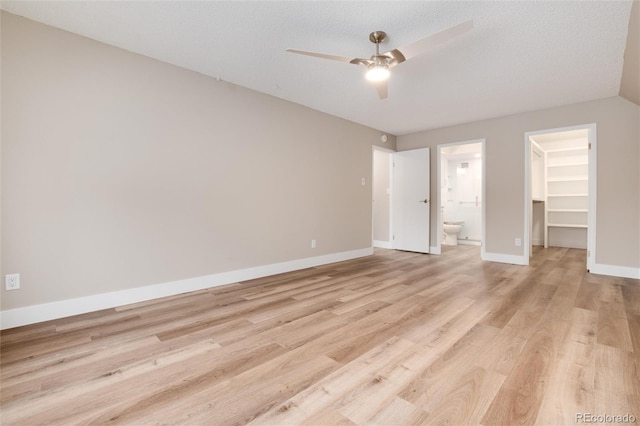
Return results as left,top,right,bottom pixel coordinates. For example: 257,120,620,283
443,157,482,242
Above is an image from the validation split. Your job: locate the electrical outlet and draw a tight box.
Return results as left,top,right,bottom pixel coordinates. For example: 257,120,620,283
515,238,522,247
311,239,317,249
5,274,20,291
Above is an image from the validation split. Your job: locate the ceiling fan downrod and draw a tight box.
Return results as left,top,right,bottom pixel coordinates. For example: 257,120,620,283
366,31,390,81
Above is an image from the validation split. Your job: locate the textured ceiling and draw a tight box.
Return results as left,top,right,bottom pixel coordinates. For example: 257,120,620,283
1,1,634,135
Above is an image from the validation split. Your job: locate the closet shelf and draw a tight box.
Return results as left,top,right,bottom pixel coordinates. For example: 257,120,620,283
547,176,588,182
540,140,589,249
544,147,588,153
547,161,588,167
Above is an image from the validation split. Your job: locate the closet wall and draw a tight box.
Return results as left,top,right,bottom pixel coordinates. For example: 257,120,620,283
531,143,545,246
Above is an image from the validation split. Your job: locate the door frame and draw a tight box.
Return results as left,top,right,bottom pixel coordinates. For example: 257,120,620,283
436,139,486,257
523,123,597,270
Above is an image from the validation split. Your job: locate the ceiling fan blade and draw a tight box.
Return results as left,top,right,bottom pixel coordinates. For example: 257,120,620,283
371,80,388,100
387,20,473,63
382,49,406,67
286,48,355,64
350,58,374,67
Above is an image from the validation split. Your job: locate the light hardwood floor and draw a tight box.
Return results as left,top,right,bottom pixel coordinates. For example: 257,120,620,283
1,246,639,425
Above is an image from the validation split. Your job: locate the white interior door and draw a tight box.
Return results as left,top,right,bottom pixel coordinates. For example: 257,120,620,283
392,148,430,253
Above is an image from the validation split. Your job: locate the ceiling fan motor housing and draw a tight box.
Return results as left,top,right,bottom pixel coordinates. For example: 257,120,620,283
369,31,387,44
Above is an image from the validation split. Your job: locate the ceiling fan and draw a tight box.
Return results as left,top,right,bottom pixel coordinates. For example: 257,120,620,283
286,20,473,99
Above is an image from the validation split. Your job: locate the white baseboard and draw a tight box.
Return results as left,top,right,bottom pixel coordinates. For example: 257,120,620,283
373,240,392,249
0,247,373,330
482,251,527,265
589,263,640,279
457,240,482,246
429,246,441,255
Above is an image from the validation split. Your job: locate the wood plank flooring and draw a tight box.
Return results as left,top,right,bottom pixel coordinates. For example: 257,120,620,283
1,246,639,425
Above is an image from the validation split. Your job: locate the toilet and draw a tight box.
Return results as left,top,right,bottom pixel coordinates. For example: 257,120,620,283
443,221,464,245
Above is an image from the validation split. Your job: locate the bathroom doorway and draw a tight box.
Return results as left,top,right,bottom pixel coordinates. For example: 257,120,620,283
524,124,596,270
436,139,486,257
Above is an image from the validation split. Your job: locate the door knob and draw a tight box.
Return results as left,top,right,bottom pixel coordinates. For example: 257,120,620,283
419,199,429,203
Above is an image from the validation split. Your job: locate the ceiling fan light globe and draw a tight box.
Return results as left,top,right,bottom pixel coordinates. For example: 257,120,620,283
365,66,390,82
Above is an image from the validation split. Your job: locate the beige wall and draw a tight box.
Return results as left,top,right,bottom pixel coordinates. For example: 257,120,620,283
398,96,640,268
0,12,396,311
619,0,639,106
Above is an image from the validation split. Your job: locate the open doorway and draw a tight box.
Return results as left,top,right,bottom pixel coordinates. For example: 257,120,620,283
524,124,596,270
372,147,393,249
436,139,485,256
